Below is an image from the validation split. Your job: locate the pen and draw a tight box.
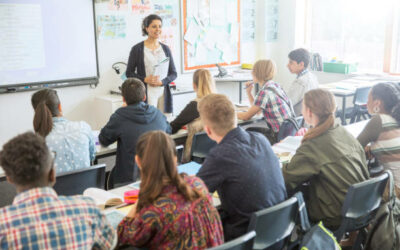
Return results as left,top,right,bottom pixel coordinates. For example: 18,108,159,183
244,82,254,89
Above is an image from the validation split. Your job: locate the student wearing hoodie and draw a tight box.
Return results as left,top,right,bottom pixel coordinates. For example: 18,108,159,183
99,78,171,186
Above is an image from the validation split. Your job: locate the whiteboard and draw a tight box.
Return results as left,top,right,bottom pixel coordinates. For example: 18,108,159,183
181,0,241,72
0,0,98,91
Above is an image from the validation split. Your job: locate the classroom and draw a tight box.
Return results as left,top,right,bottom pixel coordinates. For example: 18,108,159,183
0,0,400,249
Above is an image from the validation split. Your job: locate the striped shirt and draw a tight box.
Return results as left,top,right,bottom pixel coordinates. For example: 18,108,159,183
358,114,400,186
0,187,115,249
254,81,295,132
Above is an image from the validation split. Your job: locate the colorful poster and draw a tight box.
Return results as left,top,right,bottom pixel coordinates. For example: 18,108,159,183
108,0,129,11
153,1,177,27
96,15,127,40
131,0,152,15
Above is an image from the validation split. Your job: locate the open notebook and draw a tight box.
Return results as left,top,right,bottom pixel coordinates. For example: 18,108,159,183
83,188,124,209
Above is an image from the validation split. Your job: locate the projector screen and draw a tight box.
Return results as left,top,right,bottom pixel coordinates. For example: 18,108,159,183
0,0,98,91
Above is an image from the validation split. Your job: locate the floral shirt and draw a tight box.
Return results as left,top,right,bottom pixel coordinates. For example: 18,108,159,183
117,176,224,249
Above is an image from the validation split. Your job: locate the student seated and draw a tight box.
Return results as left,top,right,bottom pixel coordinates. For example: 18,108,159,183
197,94,287,241
282,89,369,230
170,69,216,162
0,132,115,249
237,59,295,144
99,78,171,186
31,89,95,173
286,48,319,115
117,131,224,249
357,82,400,194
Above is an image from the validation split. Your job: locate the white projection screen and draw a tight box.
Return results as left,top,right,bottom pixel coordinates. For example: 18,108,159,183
0,0,98,92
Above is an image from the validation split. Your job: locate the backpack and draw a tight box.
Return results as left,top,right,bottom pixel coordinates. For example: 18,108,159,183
365,170,400,250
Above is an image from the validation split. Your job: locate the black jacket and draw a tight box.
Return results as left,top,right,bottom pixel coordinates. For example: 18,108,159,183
99,102,171,184
126,41,177,113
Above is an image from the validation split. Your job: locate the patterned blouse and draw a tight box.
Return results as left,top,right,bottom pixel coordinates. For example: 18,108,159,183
254,80,294,133
117,175,224,249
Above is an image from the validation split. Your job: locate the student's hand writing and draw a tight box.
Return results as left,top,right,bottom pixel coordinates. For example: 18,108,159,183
245,81,253,93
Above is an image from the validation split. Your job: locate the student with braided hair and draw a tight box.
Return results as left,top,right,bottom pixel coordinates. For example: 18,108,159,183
282,89,369,230
358,82,400,193
117,131,223,249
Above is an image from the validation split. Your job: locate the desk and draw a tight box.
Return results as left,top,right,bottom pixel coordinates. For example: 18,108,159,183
95,115,263,163
214,70,252,103
320,79,377,125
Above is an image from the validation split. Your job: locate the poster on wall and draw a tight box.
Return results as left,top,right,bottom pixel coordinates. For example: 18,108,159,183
265,0,279,42
182,0,241,71
96,15,127,40
131,0,152,15
242,0,256,42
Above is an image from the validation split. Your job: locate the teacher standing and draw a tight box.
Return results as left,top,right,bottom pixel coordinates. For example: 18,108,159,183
126,14,177,114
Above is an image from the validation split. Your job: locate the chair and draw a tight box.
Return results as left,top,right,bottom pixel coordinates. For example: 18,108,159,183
277,117,302,142
0,176,17,208
190,132,217,163
333,171,389,249
247,194,300,250
54,164,106,196
336,86,371,125
208,231,256,250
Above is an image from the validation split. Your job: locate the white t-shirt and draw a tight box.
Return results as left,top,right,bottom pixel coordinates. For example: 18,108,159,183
143,46,166,106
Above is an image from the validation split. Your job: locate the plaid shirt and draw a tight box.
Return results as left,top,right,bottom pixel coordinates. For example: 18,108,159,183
0,187,115,250
254,81,294,132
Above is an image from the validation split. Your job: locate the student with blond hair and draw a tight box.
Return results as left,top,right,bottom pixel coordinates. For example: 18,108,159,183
170,69,216,162
117,131,223,249
197,94,286,242
282,89,369,230
238,59,294,143
170,69,216,134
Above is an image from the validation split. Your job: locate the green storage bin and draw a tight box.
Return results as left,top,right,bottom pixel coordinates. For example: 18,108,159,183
323,62,357,74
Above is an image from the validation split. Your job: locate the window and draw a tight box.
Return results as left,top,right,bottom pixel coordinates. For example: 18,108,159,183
307,0,399,74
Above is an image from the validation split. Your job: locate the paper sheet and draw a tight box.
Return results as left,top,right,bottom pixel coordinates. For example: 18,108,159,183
184,20,201,45
178,161,202,176
153,57,169,80
83,188,123,206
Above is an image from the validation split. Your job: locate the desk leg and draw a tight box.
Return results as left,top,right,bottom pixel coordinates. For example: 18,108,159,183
239,81,242,103
341,97,347,125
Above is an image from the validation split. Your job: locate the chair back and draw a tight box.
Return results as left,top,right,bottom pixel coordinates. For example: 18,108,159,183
334,171,389,241
277,117,300,141
190,132,217,163
0,176,17,208
208,231,256,250
54,164,106,196
247,195,299,249
353,86,371,106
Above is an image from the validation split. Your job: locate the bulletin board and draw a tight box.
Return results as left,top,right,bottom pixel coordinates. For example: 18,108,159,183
182,0,241,72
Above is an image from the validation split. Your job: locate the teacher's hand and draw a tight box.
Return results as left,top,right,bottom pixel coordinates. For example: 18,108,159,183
150,76,162,87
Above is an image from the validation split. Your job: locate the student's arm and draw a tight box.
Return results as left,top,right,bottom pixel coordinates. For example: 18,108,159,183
126,46,145,82
237,105,261,121
282,144,319,192
197,157,225,193
357,115,382,148
117,210,158,247
245,81,255,104
98,114,121,147
170,101,199,134
286,79,305,107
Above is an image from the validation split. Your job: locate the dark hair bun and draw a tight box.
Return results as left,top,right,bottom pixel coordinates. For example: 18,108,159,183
142,14,162,36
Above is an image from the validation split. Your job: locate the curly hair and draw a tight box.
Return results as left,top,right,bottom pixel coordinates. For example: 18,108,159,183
0,132,52,186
